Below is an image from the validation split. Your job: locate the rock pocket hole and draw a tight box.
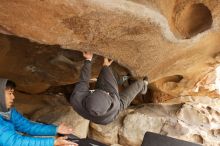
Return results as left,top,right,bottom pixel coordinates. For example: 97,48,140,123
175,3,213,39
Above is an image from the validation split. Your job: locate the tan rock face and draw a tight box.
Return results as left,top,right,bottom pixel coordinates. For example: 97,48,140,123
174,3,212,39
32,105,90,138
1,0,220,145
119,102,220,146
0,0,220,98
0,0,220,82
48,97,219,146
89,109,134,145
14,92,90,138
0,34,130,94
0,34,85,93
15,91,220,146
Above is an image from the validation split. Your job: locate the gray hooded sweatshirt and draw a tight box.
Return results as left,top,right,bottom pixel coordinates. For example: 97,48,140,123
0,78,11,120
70,60,121,125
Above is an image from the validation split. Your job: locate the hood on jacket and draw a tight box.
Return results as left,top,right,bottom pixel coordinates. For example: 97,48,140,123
0,78,8,112
85,90,113,117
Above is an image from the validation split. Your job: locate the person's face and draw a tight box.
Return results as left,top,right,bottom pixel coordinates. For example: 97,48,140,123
5,88,15,109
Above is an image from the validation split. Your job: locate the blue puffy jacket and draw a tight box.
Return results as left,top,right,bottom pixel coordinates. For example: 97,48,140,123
0,108,57,146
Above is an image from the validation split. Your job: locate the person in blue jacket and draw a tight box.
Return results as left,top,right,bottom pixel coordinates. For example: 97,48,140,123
0,78,78,146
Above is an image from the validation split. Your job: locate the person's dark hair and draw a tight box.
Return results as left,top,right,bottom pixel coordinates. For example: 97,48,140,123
6,80,16,90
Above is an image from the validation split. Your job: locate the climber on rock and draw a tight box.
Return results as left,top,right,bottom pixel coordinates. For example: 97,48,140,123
0,78,78,146
70,52,148,125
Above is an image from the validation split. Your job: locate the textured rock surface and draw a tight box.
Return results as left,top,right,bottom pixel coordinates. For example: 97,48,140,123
0,33,85,93
83,97,220,146
15,92,89,138
89,109,134,145
31,105,90,138
15,91,220,146
1,0,220,145
119,102,220,146
0,34,128,94
0,0,220,82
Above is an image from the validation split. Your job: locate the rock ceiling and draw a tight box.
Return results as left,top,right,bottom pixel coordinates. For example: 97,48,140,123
0,0,220,87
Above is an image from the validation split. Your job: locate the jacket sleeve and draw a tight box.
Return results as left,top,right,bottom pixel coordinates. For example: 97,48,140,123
73,60,91,93
70,60,91,109
0,118,55,146
11,108,57,136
